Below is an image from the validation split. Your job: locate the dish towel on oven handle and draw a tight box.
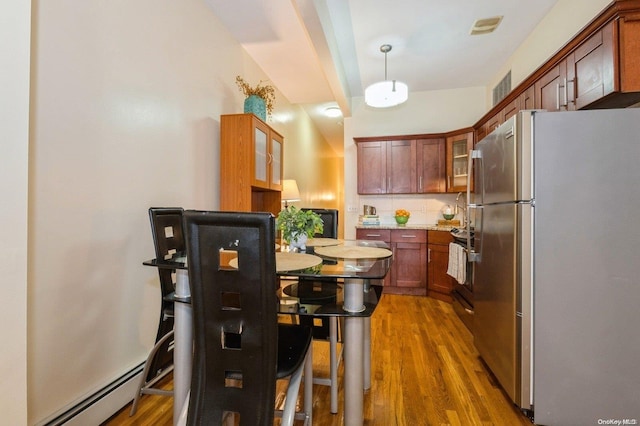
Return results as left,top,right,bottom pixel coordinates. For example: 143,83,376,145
447,242,467,284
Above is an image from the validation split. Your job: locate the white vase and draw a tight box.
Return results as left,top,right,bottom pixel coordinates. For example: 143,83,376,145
289,234,308,252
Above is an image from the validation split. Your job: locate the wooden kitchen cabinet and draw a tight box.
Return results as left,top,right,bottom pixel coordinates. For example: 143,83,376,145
427,230,455,303
388,140,417,193
356,139,416,194
416,138,446,193
445,131,473,193
355,228,391,287
476,2,640,140
220,113,283,215
390,229,427,296
355,136,446,194
535,60,568,112
355,141,387,194
355,228,427,295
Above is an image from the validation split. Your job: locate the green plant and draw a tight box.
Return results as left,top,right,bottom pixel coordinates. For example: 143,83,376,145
276,206,324,243
235,75,276,116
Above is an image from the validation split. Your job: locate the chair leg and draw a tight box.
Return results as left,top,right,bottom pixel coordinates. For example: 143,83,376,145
281,362,304,426
304,344,313,425
130,330,175,416
329,316,339,414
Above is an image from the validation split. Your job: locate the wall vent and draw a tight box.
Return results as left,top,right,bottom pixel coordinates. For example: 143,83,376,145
493,71,511,106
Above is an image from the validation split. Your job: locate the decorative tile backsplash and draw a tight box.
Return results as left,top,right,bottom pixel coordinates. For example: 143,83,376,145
354,193,465,225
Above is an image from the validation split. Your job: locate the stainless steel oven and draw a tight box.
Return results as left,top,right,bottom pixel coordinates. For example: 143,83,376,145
450,228,474,331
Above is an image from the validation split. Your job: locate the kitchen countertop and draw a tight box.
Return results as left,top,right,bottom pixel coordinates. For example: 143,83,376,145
356,224,459,232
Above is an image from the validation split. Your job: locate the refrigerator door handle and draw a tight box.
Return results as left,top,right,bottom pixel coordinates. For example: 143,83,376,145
467,149,483,263
467,205,482,262
469,149,483,206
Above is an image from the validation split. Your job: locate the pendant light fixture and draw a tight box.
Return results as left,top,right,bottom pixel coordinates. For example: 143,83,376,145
365,44,408,108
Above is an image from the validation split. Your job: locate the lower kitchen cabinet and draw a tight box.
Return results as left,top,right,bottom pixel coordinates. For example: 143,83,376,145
355,228,391,287
356,228,427,295
356,228,454,300
427,230,455,302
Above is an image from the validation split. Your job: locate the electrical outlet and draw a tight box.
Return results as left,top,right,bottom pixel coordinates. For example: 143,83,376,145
347,206,358,212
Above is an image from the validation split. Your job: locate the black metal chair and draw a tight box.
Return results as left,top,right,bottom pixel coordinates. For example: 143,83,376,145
130,207,184,416
183,210,313,425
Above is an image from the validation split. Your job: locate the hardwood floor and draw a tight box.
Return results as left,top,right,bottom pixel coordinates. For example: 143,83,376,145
104,294,532,425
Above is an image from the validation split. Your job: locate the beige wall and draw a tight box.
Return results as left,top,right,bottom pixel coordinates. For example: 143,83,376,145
27,0,338,423
0,1,31,424
279,106,344,235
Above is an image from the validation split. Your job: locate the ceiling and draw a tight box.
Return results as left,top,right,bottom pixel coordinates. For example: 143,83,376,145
205,0,560,155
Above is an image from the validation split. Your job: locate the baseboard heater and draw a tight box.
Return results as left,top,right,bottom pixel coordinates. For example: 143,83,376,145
38,363,144,426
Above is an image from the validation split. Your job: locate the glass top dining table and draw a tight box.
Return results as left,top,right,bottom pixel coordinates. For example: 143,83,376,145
143,238,392,426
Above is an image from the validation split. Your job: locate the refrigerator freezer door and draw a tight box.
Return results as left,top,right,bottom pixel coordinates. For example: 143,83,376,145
533,110,640,424
473,202,519,403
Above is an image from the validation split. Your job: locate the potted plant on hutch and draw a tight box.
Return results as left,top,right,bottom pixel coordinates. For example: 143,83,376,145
235,75,276,121
276,206,323,251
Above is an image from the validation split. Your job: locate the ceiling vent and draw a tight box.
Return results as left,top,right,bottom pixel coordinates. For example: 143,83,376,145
493,71,511,106
470,16,503,35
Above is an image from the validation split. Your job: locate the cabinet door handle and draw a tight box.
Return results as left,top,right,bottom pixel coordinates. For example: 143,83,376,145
428,248,431,263
556,82,561,110
366,233,381,237
267,153,273,164
401,234,417,238
568,78,576,104
419,176,423,191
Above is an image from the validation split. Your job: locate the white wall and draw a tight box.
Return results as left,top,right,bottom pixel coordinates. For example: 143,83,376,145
28,0,336,423
343,88,487,237
0,1,31,424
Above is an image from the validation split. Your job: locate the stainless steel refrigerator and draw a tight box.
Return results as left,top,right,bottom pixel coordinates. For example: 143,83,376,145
468,109,640,425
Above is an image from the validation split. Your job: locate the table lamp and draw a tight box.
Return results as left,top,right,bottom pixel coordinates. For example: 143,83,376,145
281,179,301,208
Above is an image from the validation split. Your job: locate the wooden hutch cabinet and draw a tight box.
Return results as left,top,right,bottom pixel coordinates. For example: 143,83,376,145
220,113,283,215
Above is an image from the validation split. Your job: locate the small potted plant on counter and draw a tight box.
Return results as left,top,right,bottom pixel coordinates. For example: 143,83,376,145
276,206,324,251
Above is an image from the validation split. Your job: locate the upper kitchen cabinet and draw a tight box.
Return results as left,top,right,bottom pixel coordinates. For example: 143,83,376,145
534,22,616,112
355,138,418,194
535,60,568,111
476,1,640,137
220,113,283,215
416,138,445,193
355,136,446,194
388,139,417,193
445,131,473,193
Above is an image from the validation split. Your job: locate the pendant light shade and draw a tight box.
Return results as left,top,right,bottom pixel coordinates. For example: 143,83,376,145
365,44,408,108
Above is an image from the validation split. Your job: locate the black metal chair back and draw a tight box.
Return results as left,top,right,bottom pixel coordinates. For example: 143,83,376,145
148,207,184,374
184,210,297,425
302,208,338,238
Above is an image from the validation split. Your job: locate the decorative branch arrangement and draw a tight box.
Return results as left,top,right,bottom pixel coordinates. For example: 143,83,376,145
235,76,276,116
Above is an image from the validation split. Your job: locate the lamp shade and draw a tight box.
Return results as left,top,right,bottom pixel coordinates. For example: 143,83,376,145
365,80,408,108
281,179,301,204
